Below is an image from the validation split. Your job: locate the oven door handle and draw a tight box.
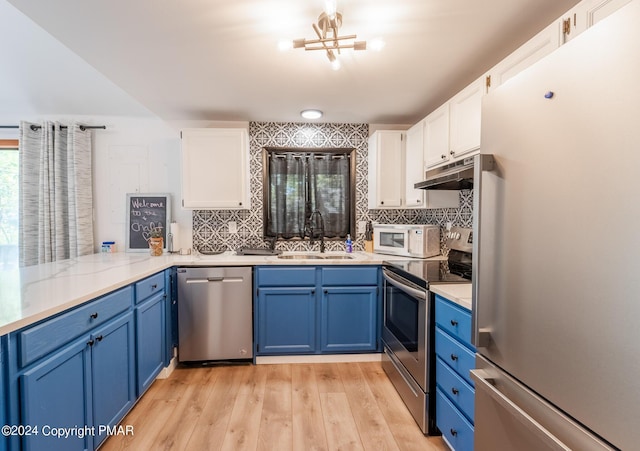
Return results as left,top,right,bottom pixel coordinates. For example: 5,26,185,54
382,269,427,301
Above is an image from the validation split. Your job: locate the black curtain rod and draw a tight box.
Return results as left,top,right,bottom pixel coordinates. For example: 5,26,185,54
0,124,106,131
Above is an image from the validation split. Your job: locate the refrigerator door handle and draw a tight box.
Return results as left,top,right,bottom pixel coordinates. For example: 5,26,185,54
471,369,571,451
471,154,495,348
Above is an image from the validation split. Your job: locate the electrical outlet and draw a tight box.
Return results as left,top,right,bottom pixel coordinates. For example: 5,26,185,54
228,221,238,233
358,221,366,234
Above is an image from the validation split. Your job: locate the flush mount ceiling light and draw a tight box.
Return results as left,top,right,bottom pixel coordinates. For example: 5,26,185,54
301,109,323,120
293,0,366,69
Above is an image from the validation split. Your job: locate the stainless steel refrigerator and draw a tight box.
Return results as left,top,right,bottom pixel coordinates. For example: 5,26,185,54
471,1,640,450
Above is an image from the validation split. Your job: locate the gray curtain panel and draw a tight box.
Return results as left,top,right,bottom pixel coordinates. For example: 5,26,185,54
267,151,350,239
19,121,94,266
308,153,349,238
268,153,307,238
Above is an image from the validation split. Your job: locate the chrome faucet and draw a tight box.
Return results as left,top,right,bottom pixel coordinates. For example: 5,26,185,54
307,210,325,253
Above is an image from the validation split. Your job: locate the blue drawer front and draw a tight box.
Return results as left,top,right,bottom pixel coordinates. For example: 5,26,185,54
135,272,165,304
436,357,475,423
18,286,133,368
256,266,316,286
435,295,473,347
435,328,476,387
436,388,474,451
321,266,378,286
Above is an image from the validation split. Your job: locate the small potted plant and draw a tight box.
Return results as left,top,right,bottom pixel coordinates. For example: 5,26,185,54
148,226,164,256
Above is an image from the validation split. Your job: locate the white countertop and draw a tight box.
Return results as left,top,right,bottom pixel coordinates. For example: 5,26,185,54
430,284,473,310
0,250,421,336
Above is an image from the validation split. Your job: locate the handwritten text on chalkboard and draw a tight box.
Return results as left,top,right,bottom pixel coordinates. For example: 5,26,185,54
126,193,171,251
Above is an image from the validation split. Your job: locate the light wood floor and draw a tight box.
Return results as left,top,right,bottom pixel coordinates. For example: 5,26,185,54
101,361,447,451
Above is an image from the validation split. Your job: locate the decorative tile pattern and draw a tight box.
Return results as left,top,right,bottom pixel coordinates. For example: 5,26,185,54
192,122,474,253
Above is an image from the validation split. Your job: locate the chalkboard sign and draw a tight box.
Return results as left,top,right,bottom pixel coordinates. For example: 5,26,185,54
126,193,171,252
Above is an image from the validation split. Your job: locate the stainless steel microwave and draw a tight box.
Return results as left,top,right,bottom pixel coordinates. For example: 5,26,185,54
373,224,440,258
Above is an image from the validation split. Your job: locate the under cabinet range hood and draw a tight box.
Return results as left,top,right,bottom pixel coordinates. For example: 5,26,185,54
414,156,475,190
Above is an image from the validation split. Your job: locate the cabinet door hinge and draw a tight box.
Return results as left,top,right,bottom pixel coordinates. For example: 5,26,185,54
180,131,182,139
563,18,571,35
182,199,184,207
485,75,491,93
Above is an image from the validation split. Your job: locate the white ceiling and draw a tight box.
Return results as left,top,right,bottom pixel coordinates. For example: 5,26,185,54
3,0,580,125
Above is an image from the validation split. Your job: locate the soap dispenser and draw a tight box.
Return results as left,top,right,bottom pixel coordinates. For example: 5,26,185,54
345,234,353,253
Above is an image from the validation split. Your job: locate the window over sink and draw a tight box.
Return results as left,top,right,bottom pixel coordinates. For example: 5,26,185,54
262,147,355,241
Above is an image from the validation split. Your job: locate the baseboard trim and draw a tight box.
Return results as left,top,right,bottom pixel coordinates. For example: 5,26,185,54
255,353,382,365
157,355,178,379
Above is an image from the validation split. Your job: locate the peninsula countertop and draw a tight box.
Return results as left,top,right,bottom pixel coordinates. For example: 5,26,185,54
0,251,431,336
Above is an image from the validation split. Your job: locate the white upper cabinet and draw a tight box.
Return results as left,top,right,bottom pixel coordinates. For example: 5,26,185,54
369,128,459,210
486,21,561,93
368,131,404,209
424,103,451,169
181,128,251,209
449,77,483,159
404,121,425,208
585,0,633,26
423,77,482,170
561,0,632,43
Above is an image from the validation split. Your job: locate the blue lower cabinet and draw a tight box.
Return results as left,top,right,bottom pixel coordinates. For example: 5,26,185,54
20,337,92,451
19,312,137,451
91,312,136,448
436,388,474,451
435,294,476,451
166,268,177,365
321,286,378,352
135,292,166,395
257,287,316,354
254,266,382,356
5,274,170,451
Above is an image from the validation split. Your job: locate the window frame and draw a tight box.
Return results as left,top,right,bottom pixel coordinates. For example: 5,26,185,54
0,139,19,149
262,146,357,241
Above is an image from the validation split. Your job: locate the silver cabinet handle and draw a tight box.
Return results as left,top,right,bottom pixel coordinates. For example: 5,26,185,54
470,369,571,450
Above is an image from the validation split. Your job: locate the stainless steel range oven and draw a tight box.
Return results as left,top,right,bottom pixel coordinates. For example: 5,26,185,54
381,226,473,435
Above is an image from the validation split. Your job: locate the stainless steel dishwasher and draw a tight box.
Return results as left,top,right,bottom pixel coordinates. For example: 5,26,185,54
177,267,253,363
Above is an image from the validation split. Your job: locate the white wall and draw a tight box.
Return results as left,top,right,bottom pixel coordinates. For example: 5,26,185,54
1,114,188,252
1,114,255,254
91,116,188,252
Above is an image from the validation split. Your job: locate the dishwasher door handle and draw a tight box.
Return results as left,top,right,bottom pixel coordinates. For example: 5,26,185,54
185,277,244,284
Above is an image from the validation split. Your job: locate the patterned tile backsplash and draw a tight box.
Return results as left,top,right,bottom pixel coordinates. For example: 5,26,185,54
193,122,473,253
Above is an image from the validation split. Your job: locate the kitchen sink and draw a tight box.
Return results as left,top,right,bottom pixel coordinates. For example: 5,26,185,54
277,254,324,259
276,254,354,260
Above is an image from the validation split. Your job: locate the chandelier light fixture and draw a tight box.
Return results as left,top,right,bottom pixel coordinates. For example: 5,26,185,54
293,0,366,70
